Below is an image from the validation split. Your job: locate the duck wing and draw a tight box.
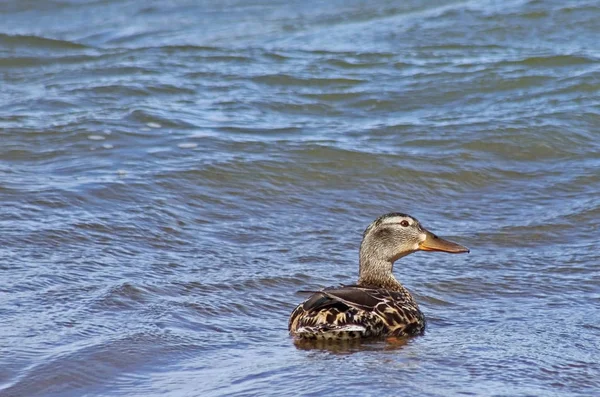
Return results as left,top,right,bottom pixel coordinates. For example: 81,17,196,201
289,286,424,339
300,285,383,312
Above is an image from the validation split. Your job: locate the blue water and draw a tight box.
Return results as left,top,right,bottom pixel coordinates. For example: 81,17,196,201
1,1,599,396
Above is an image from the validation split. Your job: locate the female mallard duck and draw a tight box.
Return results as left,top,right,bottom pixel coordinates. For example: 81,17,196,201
288,213,469,340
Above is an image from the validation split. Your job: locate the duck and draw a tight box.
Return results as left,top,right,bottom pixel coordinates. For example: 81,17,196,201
288,212,469,340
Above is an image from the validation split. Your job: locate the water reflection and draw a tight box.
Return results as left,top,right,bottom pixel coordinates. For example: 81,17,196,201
292,336,409,354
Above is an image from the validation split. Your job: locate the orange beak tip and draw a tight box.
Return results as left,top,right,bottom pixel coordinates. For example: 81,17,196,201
418,234,469,254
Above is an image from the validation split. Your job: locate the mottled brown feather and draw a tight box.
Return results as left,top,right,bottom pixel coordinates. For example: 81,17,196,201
289,285,425,340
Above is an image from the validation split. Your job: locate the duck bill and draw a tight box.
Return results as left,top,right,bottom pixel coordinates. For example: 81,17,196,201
418,230,469,253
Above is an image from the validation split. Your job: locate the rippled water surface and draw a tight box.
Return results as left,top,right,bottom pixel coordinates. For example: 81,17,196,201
1,1,600,396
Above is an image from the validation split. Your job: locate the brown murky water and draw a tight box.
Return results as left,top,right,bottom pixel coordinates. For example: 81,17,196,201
1,1,599,396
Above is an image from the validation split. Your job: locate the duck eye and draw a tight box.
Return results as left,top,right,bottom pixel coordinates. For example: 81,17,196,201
400,220,409,227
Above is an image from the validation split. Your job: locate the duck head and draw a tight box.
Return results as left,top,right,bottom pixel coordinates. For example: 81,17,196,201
358,213,469,285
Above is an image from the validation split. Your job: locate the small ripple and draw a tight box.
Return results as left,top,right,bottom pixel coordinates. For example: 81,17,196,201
0,33,89,50
252,74,365,87
499,54,597,67
93,282,153,311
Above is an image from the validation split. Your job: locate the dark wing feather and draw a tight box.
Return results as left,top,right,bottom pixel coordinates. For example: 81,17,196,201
289,286,386,337
304,287,381,311
289,286,425,338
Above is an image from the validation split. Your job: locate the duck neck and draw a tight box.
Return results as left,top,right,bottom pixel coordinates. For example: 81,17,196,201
357,254,404,292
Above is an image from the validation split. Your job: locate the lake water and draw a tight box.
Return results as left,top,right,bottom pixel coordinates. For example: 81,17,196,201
1,0,599,396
